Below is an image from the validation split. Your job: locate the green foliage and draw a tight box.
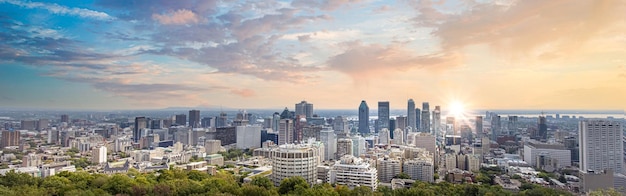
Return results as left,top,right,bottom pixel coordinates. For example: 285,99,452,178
71,157,93,169
0,166,576,196
219,148,245,160
278,176,309,195
394,172,411,179
557,175,566,183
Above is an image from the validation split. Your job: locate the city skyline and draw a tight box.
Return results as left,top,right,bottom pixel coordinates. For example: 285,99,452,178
1,0,625,110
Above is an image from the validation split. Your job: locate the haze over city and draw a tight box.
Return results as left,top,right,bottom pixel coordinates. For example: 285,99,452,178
1,0,624,110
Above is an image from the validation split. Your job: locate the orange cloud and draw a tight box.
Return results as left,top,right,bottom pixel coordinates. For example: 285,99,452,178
327,41,461,80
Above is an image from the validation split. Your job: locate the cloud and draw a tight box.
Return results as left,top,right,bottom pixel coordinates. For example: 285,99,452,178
291,0,364,11
95,0,218,21
422,0,626,58
1,0,114,20
152,9,200,25
230,88,256,97
327,41,460,80
297,34,311,42
373,5,392,13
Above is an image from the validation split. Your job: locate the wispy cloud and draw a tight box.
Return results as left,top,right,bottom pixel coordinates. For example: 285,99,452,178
152,9,200,25
1,0,114,20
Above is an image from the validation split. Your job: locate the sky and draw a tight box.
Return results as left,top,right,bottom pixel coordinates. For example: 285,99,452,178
0,0,625,111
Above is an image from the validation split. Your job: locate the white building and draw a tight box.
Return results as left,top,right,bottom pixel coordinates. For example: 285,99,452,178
278,119,293,145
328,155,378,191
351,135,366,157
92,146,107,164
377,156,402,183
523,140,571,169
579,120,623,174
270,143,320,186
403,158,434,183
409,132,436,155
320,128,337,161
393,129,404,145
236,125,262,149
379,128,390,145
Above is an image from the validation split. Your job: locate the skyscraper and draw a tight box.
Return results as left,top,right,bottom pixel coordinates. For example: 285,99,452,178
377,101,390,133
278,119,294,145
537,116,548,140
475,116,483,137
420,102,430,133
320,128,337,161
579,120,623,174
217,112,228,127
175,114,187,126
415,108,421,131
133,117,147,143
432,106,441,138
358,100,369,135
189,110,200,128
407,99,416,131
295,100,314,118
60,114,69,123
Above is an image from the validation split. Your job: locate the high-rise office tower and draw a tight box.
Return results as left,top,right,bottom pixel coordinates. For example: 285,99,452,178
189,110,200,128
278,119,294,145
407,99,416,131
395,116,407,132
133,117,147,143
60,114,69,123
432,106,441,138
538,116,548,140
389,118,396,138
217,112,228,127
175,114,187,126
377,101,390,133
333,116,349,134
475,116,483,137
295,100,314,118
490,115,501,141
579,120,623,174
415,108,421,131
420,102,430,133
320,128,337,161
201,117,214,128
272,112,280,131
358,100,369,135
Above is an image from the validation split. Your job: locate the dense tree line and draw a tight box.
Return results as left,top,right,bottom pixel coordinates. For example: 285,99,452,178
0,168,577,196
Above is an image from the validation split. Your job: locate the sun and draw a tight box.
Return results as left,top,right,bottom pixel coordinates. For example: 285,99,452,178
449,101,465,117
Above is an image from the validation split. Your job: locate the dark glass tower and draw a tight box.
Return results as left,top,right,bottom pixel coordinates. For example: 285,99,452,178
358,100,369,135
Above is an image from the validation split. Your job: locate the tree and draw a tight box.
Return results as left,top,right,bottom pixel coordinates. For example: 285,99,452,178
102,174,134,195
558,175,567,183
278,176,309,195
250,176,273,190
394,172,411,179
41,175,72,195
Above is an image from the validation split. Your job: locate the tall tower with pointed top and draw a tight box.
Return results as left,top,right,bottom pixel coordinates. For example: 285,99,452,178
358,100,369,135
